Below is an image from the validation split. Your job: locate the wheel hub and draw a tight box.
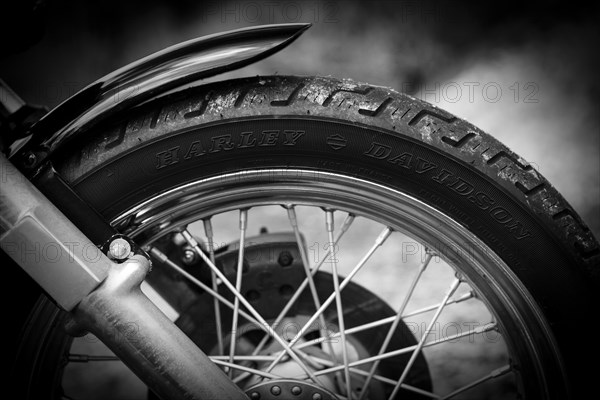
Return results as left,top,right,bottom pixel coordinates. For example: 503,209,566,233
245,379,338,400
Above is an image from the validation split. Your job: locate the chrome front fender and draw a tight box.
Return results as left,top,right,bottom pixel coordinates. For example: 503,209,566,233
10,23,310,170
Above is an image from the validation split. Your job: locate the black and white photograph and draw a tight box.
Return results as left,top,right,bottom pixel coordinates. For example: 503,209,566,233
1,1,599,399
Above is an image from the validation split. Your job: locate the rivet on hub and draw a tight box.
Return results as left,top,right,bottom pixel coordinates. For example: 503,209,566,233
270,385,281,396
278,251,293,267
312,393,322,400
291,386,302,395
249,392,260,400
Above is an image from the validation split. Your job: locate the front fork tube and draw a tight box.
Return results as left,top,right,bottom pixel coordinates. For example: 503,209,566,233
0,153,247,400
67,255,248,400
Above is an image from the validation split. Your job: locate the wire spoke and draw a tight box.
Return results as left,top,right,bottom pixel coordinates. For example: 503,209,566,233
402,291,475,319
68,354,121,362
210,359,283,381
310,322,496,377
295,291,474,350
358,251,433,400
203,218,224,356
231,372,252,385
263,226,393,374
179,229,323,385
350,368,440,399
286,206,337,362
388,277,462,400
230,214,355,386
209,355,278,361
148,247,257,324
325,210,352,397
441,365,512,399
252,213,355,356
297,353,440,398
227,209,248,377
287,206,347,391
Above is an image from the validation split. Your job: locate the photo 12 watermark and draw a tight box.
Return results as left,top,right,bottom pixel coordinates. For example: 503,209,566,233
403,81,540,104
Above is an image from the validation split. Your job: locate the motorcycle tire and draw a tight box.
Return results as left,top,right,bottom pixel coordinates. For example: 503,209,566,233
10,75,599,399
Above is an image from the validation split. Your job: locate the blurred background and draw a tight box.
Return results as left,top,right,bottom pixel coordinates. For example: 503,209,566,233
2,1,598,398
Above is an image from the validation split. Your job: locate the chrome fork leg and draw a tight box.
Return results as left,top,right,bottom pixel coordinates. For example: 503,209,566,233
67,255,248,400
0,153,247,400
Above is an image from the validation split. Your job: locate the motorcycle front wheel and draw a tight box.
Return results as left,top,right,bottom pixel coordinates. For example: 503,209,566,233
11,76,598,399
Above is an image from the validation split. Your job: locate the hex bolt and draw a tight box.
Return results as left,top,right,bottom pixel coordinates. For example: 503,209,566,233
24,152,37,167
109,238,131,260
291,386,302,395
181,248,197,265
270,385,281,396
312,394,322,400
278,251,293,267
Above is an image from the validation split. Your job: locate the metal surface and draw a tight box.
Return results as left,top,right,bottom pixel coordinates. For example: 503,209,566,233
10,23,311,164
69,254,249,400
0,152,110,310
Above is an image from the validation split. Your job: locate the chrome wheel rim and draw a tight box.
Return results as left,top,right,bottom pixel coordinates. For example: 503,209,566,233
63,169,563,399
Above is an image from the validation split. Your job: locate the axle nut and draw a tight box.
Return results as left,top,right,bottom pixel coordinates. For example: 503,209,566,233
109,238,131,260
